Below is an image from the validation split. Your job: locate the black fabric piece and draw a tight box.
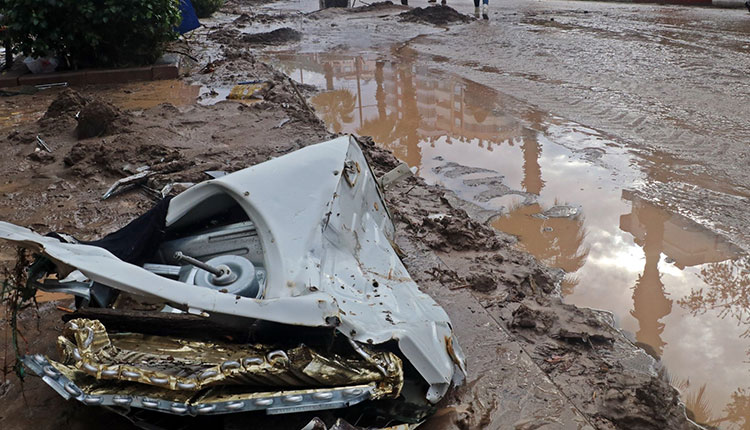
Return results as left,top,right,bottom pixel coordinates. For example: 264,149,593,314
80,197,173,266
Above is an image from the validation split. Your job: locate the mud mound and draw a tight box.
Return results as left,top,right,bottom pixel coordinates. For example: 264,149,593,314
42,89,88,120
242,28,302,45
233,12,288,25
321,0,348,7
209,28,241,46
399,6,472,25
411,209,503,252
39,89,89,132
349,1,407,12
64,135,182,177
75,99,131,139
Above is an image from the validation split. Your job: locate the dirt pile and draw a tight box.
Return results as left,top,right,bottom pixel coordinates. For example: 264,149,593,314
242,27,303,45
348,1,406,12
36,89,131,139
233,12,288,26
209,27,302,49
64,135,183,177
38,88,89,132
75,99,131,139
399,6,472,25
42,89,88,121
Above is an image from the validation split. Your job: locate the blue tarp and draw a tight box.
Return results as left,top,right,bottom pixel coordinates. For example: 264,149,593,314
176,0,200,34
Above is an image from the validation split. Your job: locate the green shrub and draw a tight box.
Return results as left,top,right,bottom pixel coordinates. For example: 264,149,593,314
191,0,225,18
0,0,182,68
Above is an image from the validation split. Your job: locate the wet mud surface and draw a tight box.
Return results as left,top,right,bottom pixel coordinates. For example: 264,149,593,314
1,0,746,429
258,1,750,426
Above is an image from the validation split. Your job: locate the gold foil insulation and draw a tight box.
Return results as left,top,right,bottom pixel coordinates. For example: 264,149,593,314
56,318,403,400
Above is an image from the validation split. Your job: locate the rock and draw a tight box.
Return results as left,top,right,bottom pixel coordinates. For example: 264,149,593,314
467,273,497,293
28,150,55,164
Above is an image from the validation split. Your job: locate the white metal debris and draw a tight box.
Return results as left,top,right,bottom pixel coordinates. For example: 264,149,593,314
0,135,465,403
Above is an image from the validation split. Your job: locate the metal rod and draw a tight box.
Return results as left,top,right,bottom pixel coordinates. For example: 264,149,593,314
173,252,223,277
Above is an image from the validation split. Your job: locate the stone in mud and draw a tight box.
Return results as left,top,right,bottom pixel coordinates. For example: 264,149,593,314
75,99,131,139
511,303,554,332
242,28,302,45
399,6,472,26
28,150,55,164
467,273,497,292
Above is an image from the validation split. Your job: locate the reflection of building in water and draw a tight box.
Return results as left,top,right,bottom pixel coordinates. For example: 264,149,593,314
293,52,588,292
619,190,741,356
287,53,522,155
380,62,517,146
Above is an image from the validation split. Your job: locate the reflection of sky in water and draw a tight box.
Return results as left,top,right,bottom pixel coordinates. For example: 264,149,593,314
270,52,750,428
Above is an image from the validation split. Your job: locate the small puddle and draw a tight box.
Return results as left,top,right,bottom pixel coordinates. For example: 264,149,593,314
0,79,263,131
268,50,750,428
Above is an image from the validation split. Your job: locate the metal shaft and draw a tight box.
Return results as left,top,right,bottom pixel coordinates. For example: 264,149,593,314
173,252,224,277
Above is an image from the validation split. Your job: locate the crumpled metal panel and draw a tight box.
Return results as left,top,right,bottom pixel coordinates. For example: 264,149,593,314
57,318,402,399
0,136,465,403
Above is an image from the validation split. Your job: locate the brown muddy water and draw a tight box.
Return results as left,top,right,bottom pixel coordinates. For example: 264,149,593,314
0,80,229,131
267,51,750,428
1,49,748,427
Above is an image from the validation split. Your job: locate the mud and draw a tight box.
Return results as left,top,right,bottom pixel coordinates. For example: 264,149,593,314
211,27,302,46
362,142,692,430
399,6,472,25
75,99,131,139
0,1,700,429
348,1,407,13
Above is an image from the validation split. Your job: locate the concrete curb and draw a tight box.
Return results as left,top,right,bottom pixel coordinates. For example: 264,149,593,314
0,62,179,89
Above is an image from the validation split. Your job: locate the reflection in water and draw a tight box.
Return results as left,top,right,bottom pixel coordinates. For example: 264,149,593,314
621,191,742,356
312,89,356,133
270,50,750,427
492,204,588,295
620,192,674,356
681,257,750,336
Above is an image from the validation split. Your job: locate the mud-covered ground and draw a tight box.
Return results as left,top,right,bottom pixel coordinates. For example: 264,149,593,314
0,1,703,429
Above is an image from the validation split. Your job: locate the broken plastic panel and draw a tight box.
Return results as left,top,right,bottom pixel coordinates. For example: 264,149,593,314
0,135,465,419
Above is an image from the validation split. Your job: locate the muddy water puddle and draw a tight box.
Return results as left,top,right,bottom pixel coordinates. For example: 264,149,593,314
0,79,265,131
268,51,750,428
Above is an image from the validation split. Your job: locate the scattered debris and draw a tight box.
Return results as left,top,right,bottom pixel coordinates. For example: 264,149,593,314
101,170,152,200
273,117,291,129
35,135,52,152
227,80,273,100
538,204,581,219
204,170,228,179
0,136,466,424
379,162,413,189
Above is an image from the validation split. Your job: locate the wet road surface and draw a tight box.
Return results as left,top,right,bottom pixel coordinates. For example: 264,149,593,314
266,34,750,427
